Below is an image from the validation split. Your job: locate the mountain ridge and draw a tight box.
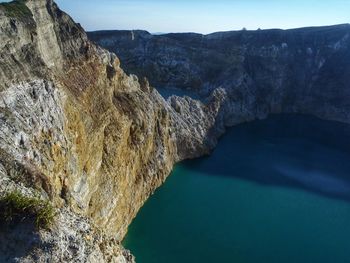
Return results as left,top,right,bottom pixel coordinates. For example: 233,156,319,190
89,23,350,124
88,23,350,38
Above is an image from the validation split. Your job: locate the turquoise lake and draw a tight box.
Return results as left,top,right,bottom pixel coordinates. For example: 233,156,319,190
123,115,350,263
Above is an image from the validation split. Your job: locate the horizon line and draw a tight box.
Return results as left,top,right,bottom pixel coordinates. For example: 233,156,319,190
86,23,350,36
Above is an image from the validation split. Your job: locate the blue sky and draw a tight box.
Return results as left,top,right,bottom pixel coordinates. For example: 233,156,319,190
2,0,350,33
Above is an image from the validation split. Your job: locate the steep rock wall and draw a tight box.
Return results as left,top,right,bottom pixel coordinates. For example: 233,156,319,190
0,1,221,262
89,25,350,124
3,1,349,262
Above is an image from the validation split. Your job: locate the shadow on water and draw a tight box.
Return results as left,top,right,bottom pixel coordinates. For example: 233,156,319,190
183,114,350,202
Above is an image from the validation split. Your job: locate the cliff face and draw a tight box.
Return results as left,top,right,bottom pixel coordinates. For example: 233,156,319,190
89,25,350,125
2,1,349,262
0,1,222,262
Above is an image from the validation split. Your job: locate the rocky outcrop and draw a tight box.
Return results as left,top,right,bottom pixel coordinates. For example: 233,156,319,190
1,0,349,262
89,25,350,124
0,1,222,262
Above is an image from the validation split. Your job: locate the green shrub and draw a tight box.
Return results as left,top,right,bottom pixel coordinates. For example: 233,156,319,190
0,191,55,229
0,0,32,19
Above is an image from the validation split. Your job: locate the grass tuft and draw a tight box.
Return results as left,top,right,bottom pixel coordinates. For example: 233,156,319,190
0,191,55,229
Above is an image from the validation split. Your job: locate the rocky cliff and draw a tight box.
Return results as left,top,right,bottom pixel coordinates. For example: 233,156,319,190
0,1,222,262
1,0,350,262
89,25,350,125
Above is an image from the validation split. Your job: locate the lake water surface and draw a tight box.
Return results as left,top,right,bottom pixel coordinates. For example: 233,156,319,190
123,115,350,263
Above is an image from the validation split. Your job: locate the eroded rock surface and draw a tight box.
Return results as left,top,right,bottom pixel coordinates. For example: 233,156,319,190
1,0,350,262
0,0,222,262
89,25,350,124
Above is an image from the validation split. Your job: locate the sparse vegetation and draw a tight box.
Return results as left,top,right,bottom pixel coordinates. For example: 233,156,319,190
0,0,32,19
0,191,55,229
